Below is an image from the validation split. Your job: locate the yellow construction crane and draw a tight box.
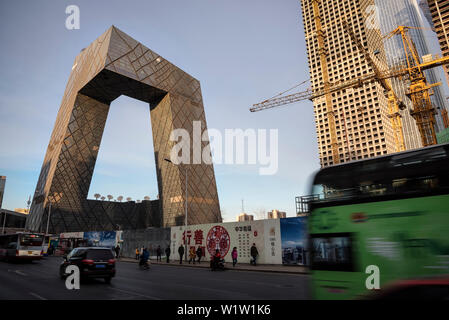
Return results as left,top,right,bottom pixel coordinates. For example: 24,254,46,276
384,26,448,146
251,25,449,150
342,20,406,152
311,0,340,164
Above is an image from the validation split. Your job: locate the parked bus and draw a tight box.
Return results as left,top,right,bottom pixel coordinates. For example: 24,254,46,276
0,232,44,261
0,233,44,260
308,143,449,299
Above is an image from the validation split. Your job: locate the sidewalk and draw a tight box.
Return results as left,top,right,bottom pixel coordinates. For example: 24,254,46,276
118,257,309,275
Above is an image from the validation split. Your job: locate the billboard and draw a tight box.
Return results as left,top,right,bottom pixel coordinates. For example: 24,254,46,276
170,219,282,264
84,231,118,248
280,217,309,265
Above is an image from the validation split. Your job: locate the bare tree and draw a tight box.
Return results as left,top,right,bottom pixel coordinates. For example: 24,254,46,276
94,193,101,200
126,197,132,202
100,196,106,201
107,195,113,201
117,195,123,202
254,207,267,220
219,207,227,223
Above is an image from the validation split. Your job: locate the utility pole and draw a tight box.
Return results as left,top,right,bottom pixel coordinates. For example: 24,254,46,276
1,210,6,234
184,165,188,263
164,158,189,262
45,197,52,236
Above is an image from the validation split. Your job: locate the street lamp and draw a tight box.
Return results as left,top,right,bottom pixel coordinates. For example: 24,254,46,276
46,195,55,236
164,158,188,262
1,210,7,234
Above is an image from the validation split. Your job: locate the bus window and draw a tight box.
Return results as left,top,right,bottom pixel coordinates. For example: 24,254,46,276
20,234,44,247
311,233,355,272
7,242,17,249
312,145,449,204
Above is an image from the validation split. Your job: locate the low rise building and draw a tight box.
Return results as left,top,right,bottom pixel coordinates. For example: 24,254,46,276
267,210,286,219
237,213,254,222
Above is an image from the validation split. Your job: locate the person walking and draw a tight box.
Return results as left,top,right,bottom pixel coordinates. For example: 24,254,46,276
196,246,203,264
250,243,259,266
139,248,150,269
231,247,238,267
156,245,162,262
178,245,185,264
165,246,171,263
135,247,140,260
188,246,196,264
114,245,120,259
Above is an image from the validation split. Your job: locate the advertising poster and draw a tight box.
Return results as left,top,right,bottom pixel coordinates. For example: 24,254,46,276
84,231,117,248
280,217,309,265
170,220,276,264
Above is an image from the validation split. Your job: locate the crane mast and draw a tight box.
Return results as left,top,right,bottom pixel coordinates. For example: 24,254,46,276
251,23,449,150
311,0,340,164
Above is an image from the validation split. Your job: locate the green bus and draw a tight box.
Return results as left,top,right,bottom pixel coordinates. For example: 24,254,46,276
308,143,449,299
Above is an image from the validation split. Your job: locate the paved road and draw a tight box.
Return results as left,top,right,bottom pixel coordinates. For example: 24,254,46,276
0,257,310,300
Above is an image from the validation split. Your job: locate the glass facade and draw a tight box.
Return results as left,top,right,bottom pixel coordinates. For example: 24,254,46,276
376,0,449,138
27,26,222,233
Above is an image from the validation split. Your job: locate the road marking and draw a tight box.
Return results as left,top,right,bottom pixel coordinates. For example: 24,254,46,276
29,292,47,300
8,269,28,276
110,287,161,300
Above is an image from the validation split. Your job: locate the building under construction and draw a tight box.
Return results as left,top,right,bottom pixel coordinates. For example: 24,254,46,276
428,0,449,85
298,0,449,167
300,0,400,167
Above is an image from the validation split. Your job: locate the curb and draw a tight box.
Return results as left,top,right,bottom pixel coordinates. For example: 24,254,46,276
118,258,309,275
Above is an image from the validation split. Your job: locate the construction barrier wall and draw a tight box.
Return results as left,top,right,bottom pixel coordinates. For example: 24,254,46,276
58,217,308,266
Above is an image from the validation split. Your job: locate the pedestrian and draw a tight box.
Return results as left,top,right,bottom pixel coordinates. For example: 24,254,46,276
196,246,203,264
178,245,185,264
156,245,162,262
165,246,171,263
188,246,196,264
250,243,259,266
48,244,54,256
139,248,150,269
231,247,238,267
135,247,140,260
114,245,120,259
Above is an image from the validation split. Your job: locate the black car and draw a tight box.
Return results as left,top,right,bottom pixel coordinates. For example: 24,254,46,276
60,247,116,283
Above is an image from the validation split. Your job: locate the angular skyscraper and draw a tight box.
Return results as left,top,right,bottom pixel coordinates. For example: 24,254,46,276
376,0,449,134
26,26,221,233
300,0,406,167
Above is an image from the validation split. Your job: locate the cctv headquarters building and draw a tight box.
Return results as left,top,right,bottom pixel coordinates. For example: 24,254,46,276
26,26,222,233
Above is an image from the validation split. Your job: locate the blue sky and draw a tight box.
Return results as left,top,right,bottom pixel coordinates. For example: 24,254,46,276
0,0,319,221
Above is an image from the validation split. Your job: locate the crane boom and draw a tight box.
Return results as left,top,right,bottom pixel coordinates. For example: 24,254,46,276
250,68,407,112
342,20,406,152
251,24,449,149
